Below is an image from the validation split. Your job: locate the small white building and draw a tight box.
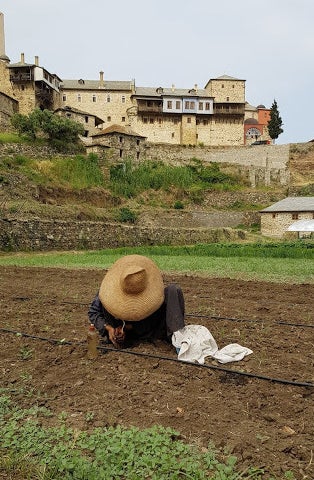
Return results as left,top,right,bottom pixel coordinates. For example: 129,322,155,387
260,197,314,238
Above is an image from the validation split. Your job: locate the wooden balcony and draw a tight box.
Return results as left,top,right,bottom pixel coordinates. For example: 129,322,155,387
136,100,163,114
10,73,33,83
213,103,245,116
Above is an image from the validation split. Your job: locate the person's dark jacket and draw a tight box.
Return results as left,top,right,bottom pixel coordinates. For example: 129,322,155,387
88,283,185,344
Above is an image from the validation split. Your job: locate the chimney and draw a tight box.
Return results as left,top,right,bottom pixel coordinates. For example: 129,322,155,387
99,71,104,87
0,12,10,62
35,55,39,66
20,52,25,64
194,84,198,93
171,84,175,92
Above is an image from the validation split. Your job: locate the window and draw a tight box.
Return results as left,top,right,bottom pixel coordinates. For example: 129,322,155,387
292,213,299,220
143,117,148,124
272,213,276,219
77,94,81,102
185,101,190,109
107,95,111,103
85,116,89,123
136,139,140,146
119,136,123,143
92,94,97,102
121,117,125,122
171,133,175,138
221,84,224,88
121,96,125,103
199,102,203,110
62,94,67,102
167,100,172,109
190,101,195,109
150,118,154,124
187,117,191,124
119,149,123,158
205,102,211,111
226,97,230,101
107,116,111,122
203,119,208,125
176,101,181,109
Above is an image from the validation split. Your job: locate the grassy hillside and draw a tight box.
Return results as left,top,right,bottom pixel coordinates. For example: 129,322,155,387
0,135,313,231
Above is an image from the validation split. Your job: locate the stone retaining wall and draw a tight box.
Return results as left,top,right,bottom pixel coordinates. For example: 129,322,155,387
145,143,290,186
0,218,246,252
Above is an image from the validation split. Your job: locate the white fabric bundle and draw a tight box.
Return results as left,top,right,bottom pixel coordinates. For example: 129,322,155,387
172,324,253,364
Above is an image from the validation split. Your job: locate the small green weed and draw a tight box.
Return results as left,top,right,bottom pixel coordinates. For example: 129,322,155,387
19,346,34,360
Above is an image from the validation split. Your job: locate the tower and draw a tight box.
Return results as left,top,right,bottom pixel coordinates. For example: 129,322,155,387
0,12,10,62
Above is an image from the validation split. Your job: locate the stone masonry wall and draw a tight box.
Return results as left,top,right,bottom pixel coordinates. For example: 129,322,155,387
144,143,290,186
0,218,246,252
0,91,18,129
260,212,313,238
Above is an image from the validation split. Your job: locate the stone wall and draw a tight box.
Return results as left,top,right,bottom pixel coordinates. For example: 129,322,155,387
0,91,18,129
0,218,246,252
260,212,313,238
144,143,290,186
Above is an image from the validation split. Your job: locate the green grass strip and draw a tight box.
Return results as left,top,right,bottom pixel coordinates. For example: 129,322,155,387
0,243,313,283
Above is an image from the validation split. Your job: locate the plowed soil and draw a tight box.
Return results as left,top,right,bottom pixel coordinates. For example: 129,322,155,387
0,266,313,479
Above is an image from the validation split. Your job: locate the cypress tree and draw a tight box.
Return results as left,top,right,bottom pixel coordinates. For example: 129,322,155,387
267,99,284,142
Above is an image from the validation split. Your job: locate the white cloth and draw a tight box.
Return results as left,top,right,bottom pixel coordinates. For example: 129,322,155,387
171,324,253,364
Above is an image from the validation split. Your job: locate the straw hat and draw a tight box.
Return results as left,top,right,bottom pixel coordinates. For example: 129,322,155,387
99,254,165,321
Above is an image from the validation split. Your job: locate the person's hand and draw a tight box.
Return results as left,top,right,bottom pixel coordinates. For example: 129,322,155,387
105,324,125,348
113,326,125,348
105,325,117,346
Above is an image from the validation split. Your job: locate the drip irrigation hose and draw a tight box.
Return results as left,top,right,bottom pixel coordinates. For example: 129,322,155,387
1,327,313,388
10,297,314,329
186,313,314,329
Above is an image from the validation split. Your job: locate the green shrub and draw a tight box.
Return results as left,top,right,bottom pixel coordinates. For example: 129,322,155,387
173,200,184,209
116,207,138,224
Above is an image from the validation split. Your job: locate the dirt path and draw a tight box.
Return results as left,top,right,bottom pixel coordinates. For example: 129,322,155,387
1,266,313,479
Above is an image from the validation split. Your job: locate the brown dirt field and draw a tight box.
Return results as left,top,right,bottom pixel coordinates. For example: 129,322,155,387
0,266,313,479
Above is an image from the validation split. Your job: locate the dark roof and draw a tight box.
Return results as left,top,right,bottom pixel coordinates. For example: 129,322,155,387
54,105,104,124
8,61,35,68
61,79,134,91
260,197,314,213
214,74,245,81
134,86,210,98
92,124,146,139
244,118,258,124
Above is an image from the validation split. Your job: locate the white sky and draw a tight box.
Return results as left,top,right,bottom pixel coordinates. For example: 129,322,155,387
2,0,314,144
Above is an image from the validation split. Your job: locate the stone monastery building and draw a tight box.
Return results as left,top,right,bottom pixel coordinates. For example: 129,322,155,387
0,12,270,147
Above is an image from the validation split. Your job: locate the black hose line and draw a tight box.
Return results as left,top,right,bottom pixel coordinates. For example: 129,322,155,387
11,297,314,328
1,327,313,388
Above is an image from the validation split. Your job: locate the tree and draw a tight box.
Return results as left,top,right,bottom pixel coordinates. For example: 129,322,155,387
267,99,284,142
11,109,84,150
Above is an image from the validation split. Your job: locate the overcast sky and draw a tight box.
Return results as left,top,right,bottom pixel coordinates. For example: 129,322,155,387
2,0,314,144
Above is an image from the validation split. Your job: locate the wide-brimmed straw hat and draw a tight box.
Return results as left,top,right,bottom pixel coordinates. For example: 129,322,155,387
99,254,165,321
